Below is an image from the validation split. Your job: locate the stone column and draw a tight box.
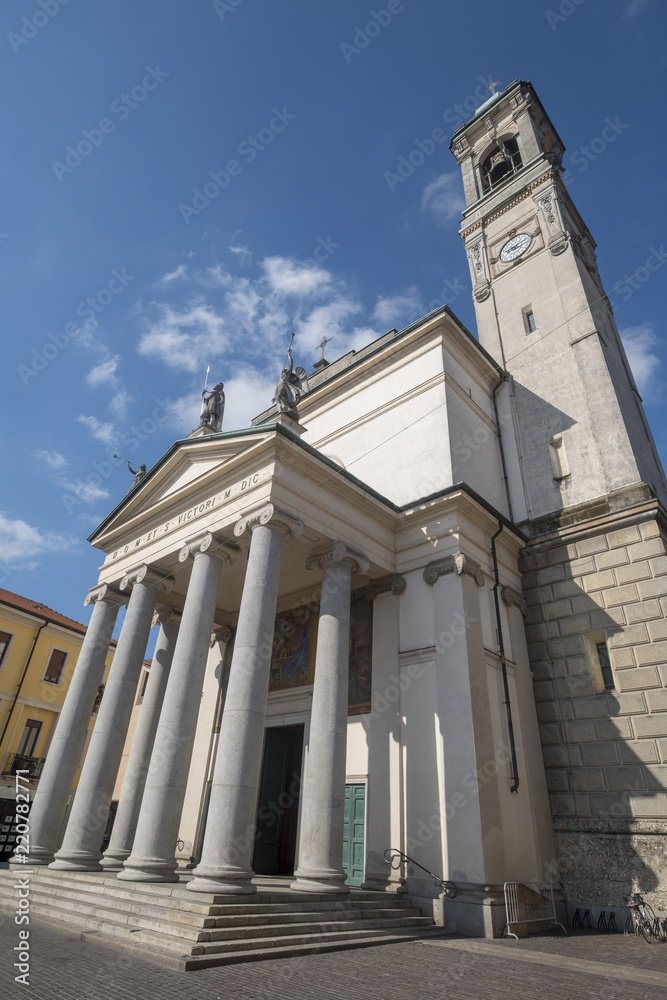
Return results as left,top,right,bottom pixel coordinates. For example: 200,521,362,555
188,504,303,895
361,576,406,891
101,608,181,868
51,565,173,871
292,541,369,894
119,533,239,882
21,584,125,866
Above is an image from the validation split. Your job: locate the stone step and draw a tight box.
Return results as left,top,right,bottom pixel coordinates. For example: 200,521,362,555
0,871,410,917
2,868,408,910
183,929,445,971
208,906,425,931
199,915,434,946
0,870,435,971
6,883,214,929
10,868,400,902
1,880,426,940
13,892,205,943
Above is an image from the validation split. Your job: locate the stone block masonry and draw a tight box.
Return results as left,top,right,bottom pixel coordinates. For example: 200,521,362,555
519,505,667,910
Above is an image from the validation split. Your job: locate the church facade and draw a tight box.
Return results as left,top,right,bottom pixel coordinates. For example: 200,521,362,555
15,79,667,936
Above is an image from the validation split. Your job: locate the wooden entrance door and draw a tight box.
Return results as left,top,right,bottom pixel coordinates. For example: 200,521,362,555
252,724,303,876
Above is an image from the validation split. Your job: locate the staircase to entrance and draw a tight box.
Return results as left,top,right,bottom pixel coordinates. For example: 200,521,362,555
0,868,439,970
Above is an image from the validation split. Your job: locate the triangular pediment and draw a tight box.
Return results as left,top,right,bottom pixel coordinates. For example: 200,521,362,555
89,427,278,545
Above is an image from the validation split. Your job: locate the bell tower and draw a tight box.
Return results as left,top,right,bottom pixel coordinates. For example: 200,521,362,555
450,80,666,526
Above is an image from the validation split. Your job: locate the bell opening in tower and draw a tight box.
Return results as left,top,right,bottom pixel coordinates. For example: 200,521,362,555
481,136,522,192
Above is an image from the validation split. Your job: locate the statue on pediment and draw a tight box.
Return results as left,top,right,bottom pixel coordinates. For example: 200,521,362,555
199,382,225,433
273,334,307,421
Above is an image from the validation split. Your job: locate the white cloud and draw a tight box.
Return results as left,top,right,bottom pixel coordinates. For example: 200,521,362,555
77,414,118,447
157,264,187,287
161,369,277,436
295,298,364,353
224,370,280,429
0,512,71,563
61,480,111,503
621,325,662,394
34,450,67,470
86,355,121,387
373,288,423,328
138,303,227,373
229,244,252,266
263,256,332,297
421,173,466,226
202,264,231,288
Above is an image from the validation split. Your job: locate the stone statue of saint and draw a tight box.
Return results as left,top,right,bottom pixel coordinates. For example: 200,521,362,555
199,382,225,432
273,338,307,421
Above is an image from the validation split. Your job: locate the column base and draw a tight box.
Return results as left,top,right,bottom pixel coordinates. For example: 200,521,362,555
17,845,55,867
100,849,129,869
187,865,256,895
118,855,178,883
361,875,407,893
49,849,102,872
291,868,349,894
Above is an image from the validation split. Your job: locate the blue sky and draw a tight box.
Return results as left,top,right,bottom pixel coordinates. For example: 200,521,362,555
1,0,666,634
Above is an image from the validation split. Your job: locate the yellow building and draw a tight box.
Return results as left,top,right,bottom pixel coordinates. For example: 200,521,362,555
0,587,115,862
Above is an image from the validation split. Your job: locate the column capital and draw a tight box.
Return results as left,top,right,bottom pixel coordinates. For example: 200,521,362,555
210,624,233,648
234,503,303,540
84,582,126,608
120,564,174,594
423,552,485,587
501,585,527,615
178,532,241,565
364,575,406,601
306,541,370,576
151,606,182,629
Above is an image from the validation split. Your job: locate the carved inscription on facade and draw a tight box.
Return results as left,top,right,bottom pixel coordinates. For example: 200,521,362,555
108,468,269,561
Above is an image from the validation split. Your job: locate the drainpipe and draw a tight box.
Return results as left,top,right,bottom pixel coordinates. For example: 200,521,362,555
492,372,513,521
490,525,519,793
0,619,48,757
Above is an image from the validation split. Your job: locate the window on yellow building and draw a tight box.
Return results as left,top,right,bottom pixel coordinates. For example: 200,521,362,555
0,630,12,668
17,719,42,757
43,648,67,684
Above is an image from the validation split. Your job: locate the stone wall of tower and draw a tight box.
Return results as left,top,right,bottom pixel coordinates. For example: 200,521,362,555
520,502,667,910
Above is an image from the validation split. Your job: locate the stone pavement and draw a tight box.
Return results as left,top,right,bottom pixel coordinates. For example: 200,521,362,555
2,918,667,1000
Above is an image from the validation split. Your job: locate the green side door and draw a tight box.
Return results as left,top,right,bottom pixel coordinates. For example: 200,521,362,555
342,783,365,886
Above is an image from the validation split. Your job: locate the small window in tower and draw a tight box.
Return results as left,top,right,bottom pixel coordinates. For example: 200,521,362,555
584,632,615,694
481,137,523,193
523,308,537,334
596,641,615,690
548,435,569,480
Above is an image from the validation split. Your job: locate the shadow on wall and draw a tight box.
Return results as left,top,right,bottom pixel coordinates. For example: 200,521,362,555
522,529,667,912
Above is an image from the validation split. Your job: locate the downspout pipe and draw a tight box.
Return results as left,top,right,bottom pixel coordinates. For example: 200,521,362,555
0,619,48,756
492,371,513,521
490,524,520,793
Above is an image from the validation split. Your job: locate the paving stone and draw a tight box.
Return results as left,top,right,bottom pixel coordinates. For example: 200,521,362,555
7,921,667,1000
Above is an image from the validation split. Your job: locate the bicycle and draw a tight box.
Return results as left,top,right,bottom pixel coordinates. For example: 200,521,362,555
624,892,657,943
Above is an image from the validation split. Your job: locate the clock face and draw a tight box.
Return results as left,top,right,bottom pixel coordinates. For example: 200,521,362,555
499,233,531,262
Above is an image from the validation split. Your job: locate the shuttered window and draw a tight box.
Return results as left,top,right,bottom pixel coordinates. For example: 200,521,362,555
0,630,12,668
44,648,67,684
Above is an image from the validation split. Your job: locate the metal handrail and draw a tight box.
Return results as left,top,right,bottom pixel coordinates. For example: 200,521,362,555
2,753,45,779
384,848,457,898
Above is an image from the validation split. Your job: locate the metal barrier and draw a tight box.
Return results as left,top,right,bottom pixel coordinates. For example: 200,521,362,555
503,881,567,939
